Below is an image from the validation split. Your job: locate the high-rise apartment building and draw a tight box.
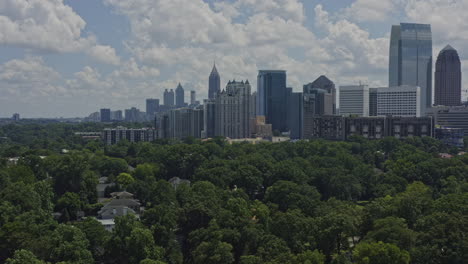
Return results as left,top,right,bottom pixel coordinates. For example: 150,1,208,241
389,23,432,113
435,45,462,106
176,83,185,108
159,107,204,139
257,70,288,132
164,89,175,107
125,107,141,122
215,80,251,139
339,85,370,117
209,64,220,99
100,108,111,122
146,99,160,119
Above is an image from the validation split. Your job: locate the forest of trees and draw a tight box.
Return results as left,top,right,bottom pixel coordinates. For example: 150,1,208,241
0,122,466,264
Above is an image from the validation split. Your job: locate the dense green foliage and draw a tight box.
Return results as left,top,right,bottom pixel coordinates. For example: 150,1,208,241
0,123,467,263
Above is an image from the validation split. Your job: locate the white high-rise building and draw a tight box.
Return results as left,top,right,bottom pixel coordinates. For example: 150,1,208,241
370,86,421,117
339,85,369,117
215,80,251,139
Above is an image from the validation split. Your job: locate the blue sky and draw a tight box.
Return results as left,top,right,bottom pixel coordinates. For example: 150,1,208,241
0,0,466,117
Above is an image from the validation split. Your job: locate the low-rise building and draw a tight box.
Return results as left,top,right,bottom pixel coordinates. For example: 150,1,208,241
305,116,433,140
102,126,158,145
435,127,464,148
433,106,468,136
251,116,273,138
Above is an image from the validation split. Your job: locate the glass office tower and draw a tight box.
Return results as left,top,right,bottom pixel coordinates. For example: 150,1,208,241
435,45,462,106
389,25,401,87
257,70,287,132
389,23,432,114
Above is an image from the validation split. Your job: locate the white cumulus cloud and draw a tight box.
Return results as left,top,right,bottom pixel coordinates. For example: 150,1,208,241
0,0,120,65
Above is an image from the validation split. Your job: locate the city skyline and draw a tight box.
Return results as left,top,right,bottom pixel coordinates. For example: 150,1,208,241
0,0,467,118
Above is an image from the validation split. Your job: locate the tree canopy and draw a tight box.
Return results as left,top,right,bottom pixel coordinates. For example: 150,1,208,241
0,122,466,263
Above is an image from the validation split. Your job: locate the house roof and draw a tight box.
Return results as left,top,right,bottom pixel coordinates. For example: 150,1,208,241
110,191,134,198
99,205,136,219
105,198,140,207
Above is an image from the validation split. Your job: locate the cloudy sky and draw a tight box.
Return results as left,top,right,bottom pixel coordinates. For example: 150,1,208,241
0,0,467,118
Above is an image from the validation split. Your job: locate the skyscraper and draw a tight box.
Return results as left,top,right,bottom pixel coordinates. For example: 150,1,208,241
286,88,303,139
215,80,251,139
339,85,370,117
160,107,204,139
302,87,333,139
303,82,334,116
203,99,216,138
257,70,288,132
146,99,160,118
125,107,141,122
308,76,336,114
176,83,185,107
100,108,111,122
370,86,421,117
111,110,123,121
11,113,20,121
164,89,175,107
209,63,220,99
435,45,462,106
389,23,432,113
190,90,196,105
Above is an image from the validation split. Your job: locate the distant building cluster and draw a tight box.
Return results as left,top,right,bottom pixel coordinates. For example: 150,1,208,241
85,82,200,123
95,22,464,148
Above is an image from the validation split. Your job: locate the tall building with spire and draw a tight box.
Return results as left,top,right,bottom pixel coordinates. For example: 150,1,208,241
389,23,432,114
435,45,462,106
176,83,185,108
209,63,221,99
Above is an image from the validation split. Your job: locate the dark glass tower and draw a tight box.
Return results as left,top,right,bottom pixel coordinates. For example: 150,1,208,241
435,45,462,106
257,70,287,132
146,99,159,117
286,88,303,139
164,89,175,107
176,83,185,108
389,23,432,113
307,75,336,114
100,108,111,122
209,64,220,99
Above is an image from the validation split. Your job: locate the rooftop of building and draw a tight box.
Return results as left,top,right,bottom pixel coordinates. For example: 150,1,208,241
258,70,286,74
210,63,219,75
